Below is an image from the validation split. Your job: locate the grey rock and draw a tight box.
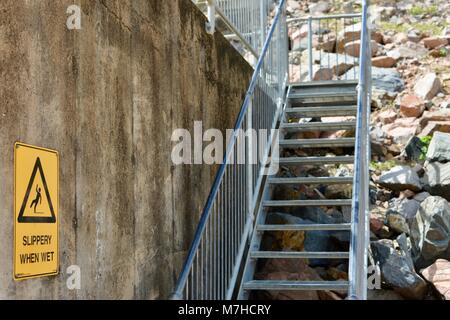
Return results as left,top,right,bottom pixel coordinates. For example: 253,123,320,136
388,197,421,222
371,234,428,299
404,136,425,162
426,132,450,162
414,192,431,202
377,165,422,192
343,67,404,93
386,211,410,234
423,162,450,201
313,52,358,76
410,196,450,269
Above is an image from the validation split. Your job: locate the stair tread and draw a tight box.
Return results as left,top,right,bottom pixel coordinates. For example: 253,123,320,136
285,106,357,112
257,223,352,231
268,176,353,184
280,121,356,131
289,91,357,98
263,199,352,207
250,251,349,259
243,280,349,290
278,156,355,165
279,138,355,148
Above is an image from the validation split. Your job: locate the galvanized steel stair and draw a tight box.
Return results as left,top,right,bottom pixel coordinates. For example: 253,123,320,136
238,81,358,299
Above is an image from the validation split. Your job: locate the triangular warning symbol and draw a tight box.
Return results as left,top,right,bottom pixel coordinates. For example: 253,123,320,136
17,157,56,223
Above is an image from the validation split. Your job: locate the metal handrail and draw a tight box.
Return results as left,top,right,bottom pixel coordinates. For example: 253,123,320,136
287,12,363,82
348,0,371,300
172,0,287,300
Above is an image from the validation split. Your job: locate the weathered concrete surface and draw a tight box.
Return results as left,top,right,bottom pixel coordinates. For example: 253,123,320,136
0,0,252,299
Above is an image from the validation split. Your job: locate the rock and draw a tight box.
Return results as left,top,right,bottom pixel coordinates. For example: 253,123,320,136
372,56,396,68
410,196,450,269
370,217,384,233
414,73,442,100
265,212,344,267
344,40,379,58
386,211,410,234
388,197,421,222
342,1,354,14
414,192,431,202
421,259,450,300
423,162,450,201
367,289,404,300
423,37,449,50
378,109,397,124
254,259,322,300
371,235,428,299
382,117,419,144
344,67,404,93
313,66,333,81
387,43,428,59
308,1,330,15
377,165,422,192
404,136,425,162
407,30,421,43
426,132,450,162
316,38,336,53
336,23,383,52
419,121,450,137
400,95,425,118
313,52,357,76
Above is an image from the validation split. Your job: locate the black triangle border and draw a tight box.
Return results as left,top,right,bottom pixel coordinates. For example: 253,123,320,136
17,157,56,223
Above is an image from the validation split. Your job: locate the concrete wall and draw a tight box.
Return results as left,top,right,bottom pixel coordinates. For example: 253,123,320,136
0,0,252,299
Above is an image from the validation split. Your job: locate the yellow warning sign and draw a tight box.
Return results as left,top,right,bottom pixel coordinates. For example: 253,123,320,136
14,142,59,280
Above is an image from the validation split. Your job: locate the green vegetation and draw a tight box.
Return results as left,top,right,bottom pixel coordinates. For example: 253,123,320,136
370,160,397,172
419,136,432,161
380,21,445,37
408,5,438,16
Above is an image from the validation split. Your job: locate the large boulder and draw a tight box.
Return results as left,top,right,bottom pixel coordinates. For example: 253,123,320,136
371,234,428,299
313,52,357,76
410,196,450,269
421,259,450,300
377,165,422,192
400,95,425,118
426,132,450,162
422,162,450,201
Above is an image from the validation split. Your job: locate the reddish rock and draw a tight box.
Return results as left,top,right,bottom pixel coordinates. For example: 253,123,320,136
255,259,324,300
419,121,450,137
313,67,333,81
421,259,450,300
370,217,384,233
372,56,396,68
400,95,425,118
344,40,379,58
419,110,450,131
378,110,397,124
423,37,449,50
382,117,420,144
316,38,336,53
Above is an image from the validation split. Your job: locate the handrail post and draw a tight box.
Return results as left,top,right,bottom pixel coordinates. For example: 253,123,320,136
206,0,216,34
348,0,370,300
246,99,253,221
307,16,313,81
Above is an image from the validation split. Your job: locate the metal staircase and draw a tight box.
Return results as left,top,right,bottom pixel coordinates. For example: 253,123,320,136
238,81,358,299
172,0,372,300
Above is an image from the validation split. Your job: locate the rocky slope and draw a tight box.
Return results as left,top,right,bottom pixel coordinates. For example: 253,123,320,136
255,0,450,300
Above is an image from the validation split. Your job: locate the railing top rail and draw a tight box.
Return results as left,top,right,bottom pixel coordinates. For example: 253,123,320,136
172,0,287,299
287,13,362,23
